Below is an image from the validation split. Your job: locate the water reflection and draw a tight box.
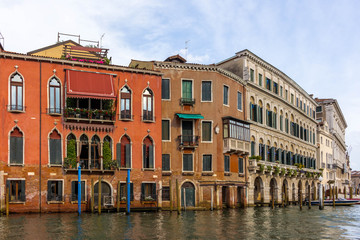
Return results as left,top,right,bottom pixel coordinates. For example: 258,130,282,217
1,206,360,239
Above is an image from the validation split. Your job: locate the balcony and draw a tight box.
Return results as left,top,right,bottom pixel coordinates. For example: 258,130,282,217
180,98,195,106
7,105,26,112
63,158,116,174
64,108,115,124
223,138,250,155
178,135,199,149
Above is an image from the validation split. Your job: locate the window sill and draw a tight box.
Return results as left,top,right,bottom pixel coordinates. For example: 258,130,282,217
47,201,64,204
202,172,213,176
49,164,63,167
162,171,171,176
119,118,134,122
224,172,231,176
9,201,25,204
9,164,24,167
8,110,25,113
182,171,194,176
142,120,155,123
48,113,62,116
119,167,132,171
238,173,245,177
142,168,155,171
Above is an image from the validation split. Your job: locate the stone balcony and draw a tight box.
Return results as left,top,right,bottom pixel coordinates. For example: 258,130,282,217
223,138,250,155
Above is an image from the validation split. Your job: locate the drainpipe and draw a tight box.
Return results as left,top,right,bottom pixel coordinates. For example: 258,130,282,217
39,61,42,213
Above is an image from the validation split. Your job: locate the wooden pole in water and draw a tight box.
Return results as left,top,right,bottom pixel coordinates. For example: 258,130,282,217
299,190,302,210
336,186,339,199
332,186,335,208
6,188,9,216
350,187,353,199
183,188,186,211
98,176,102,215
176,179,180,214
344,187,346,199
117,181,120,213
308,185,311,209
211,187,214,211
169,179,173,212
271,190,274,209
329,187,332,200
322,186,325,208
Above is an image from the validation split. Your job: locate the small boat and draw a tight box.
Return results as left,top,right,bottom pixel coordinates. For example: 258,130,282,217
309,198,359,206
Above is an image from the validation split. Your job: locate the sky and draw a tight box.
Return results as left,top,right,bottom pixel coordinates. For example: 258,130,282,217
1,0,359,169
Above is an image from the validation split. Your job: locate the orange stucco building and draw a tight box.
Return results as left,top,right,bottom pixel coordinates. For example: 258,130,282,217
0,46,162,213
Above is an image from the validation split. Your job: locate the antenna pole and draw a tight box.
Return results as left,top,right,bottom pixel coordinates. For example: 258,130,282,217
185,40,190,61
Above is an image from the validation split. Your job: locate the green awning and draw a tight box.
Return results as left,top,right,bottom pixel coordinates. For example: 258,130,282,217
176,113,204,119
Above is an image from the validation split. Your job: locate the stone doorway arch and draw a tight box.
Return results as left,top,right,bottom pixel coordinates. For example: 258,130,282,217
270,178,278,204
181,182,195,207
254,177,264,204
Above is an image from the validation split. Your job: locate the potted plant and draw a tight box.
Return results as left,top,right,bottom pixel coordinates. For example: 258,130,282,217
258,164,265,173
273,166,280,175
280,168,286,176
65,139,77,169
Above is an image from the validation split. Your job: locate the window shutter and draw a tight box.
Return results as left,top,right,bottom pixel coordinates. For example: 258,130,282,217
71,181,76,201
141,183,145,200
17,137,23,164
129,183,134,201
251,142,255,156
143,144,147,168
50,139,56,165
149,145,154,168
6,180,10,194
58,182,63,201
152,183,156,199
81,181,85,201
47,182,52,201
249,104,253,120
125,144,131,168
10,137,17,164
116,143,121,168
271,147,275,162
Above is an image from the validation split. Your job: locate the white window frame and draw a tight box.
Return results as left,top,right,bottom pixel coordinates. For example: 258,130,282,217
182,152,194,172
161,78,171,101
70,179,87,203
162,153,171,172
237,91,243,111
223,84,230,107
47,179,64,203
161,118,171,142
48,127,64,167
201,120,213,143
202,154,213,172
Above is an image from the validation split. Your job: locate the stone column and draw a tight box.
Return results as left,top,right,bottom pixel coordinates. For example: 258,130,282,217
158,181,162,208
248,185,255,206
263,186,270,204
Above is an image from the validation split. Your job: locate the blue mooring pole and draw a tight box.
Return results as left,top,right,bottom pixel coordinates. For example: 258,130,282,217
126,169,130,214
78,165,81,216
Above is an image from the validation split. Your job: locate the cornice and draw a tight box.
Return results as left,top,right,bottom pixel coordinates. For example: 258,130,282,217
0,52,162,76
153,61,247,86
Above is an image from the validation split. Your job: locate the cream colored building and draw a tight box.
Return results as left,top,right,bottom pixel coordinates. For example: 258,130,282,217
218,50,320,205
315,98,350,190
317,121,335,190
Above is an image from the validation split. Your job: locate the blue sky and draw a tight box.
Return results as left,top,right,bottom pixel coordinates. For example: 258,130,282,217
1,0,359,169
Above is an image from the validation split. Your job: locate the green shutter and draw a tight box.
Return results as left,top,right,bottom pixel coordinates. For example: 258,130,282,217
47,182,52,201
141,183,145,200
125,144,131,168
116,143,121,167
19,180,25,202
130,183,134,201
71,181,76,201
149,145,154,168
58,181,63,201
81,181,85,201
143,144,147,168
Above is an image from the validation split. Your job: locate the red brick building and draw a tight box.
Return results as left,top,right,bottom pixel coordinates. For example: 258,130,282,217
0,45,162,213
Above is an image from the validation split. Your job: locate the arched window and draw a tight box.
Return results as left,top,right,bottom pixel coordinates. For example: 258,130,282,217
142,89,153,121
10,73,23,111
79,134,89,169
117,135,131,168
91,135,100,169
49,129,62,165
49,77,61,114
143,136,154,169
120,86,132,119
10,127,23,164
103,136,113,169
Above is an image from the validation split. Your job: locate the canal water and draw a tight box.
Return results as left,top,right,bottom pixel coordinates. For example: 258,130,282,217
1,205,360,240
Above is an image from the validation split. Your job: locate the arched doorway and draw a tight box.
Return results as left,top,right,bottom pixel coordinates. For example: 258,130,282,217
270,178,278,204
181,182,195,207
94,181,112,207
254,177,263,204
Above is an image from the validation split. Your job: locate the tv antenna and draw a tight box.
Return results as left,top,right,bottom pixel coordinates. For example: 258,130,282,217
100,33,105,48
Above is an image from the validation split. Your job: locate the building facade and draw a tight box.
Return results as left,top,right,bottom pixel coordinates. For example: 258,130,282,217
0,46,162,213
315,98,350,190
218,50,321,205
130,55,250,209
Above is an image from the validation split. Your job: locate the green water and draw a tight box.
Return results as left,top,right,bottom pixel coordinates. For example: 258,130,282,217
1,205,360,239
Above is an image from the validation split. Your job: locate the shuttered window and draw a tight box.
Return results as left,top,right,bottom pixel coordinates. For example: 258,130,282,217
71,181,85,202
223,85,229,105
162,120,170,141
117,136,131,168
182,80,192,100
162,186,170,201
237,92,242,110
162,154,170,171
183,154,193,171
224,155,230,172
250,69,254,82
251,141,255,156
202,81,212,101
50,139,62,165
202,121,212,142
162,78,170,100
6,180,25,202
203,155,212,172
120,182,134,201
47,180,63,202
143,137,154,169
10,127,23,165
238,158,244,174
141,183,156,201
